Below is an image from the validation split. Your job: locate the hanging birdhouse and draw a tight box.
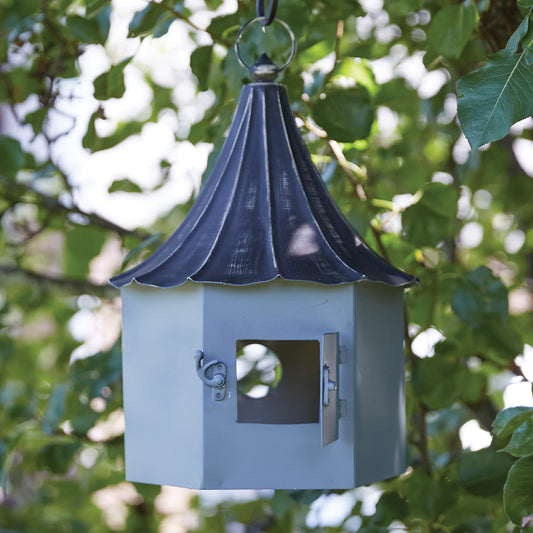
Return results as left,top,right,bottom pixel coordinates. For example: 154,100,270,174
110,7,416,490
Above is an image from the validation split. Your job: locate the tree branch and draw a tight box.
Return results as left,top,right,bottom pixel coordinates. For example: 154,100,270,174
296,112,368,200
0,263,117,298
404,306,433,477
151,1,232,48
0,175,150,241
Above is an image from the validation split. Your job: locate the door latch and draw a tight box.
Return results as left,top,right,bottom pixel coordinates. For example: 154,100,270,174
322,364,336,406
194,350,227,401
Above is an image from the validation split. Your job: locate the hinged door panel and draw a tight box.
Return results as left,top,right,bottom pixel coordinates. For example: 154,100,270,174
321,332,339,446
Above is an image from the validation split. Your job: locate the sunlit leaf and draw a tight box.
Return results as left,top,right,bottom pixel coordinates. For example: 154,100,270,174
501,418,533,457
457,38,533,149
429,0,479,58
128,3,177,39
0,135,25,179
190,45,213,92
64,225,106,277
93,58,131,100
108,178,143,194
312,86,375,141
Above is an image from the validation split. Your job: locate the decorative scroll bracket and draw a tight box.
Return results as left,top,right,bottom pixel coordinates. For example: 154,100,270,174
194,350,227,401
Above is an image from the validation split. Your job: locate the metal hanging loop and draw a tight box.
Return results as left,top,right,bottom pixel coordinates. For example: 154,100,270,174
235,17,296,81
256,0,278,25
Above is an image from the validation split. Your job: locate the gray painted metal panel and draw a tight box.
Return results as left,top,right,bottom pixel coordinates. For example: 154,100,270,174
321,332,339,446
353,282,406,486
202,279,356,489
121,283,204,488
120,279,406,489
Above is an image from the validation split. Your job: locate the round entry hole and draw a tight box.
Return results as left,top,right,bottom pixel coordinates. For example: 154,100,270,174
236,343,282,398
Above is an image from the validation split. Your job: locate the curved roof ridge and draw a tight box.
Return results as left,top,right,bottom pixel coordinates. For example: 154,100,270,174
110,88,255,288
271,86,364,283
264,85,280,276
190,91,276,284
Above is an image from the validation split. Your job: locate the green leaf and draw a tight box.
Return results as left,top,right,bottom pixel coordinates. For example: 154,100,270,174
0,336,14,363
504,456,533,525
312,86,375,142
69,344,122,398
375,79,418,114
429,1,478,58
457,47,533,150
412,356,459,409
384,0,424,17
506,11,531,52
493,406,533,438
451,266,508,327
401,470,457,520
37,439,81,474
85,0,111,17
472,317,523,362
457,368,486,404
373,491,408,525
402,183,458,247
204,0,223,8
330,58,377,96
501,418,533,457
315,0,363,19
0,135,25,179
128,3,175,38
108,178,143,194
43,384,68,434
190,45,213,92
83,111,145,152
288,490,324,505
68,15,105,43
93,58,131,100
270,491,294,519
64,225,106,277
90,3,111,42
24,107,48,135
458,446,514,496
121,232,164,269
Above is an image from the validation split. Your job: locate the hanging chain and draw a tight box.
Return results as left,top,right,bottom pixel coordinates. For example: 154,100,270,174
256,0,278,25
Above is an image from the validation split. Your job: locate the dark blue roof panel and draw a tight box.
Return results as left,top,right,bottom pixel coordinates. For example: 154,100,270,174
110,82,416,289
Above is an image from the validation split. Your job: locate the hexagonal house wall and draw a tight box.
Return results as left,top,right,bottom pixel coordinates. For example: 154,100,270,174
120,279,405,489
111,80,416,489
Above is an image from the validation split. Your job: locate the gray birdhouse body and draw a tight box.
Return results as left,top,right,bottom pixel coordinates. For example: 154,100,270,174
111,81,416,490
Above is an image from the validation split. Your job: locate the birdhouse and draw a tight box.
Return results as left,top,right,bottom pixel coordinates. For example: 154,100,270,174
110,16,416,490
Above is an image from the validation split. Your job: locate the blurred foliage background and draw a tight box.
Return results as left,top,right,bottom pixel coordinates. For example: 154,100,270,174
1,0,533,531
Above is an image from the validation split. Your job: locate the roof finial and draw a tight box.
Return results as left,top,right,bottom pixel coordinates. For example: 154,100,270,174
250,53,279,82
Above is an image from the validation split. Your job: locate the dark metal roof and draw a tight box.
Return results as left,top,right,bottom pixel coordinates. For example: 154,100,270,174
110,82,416,289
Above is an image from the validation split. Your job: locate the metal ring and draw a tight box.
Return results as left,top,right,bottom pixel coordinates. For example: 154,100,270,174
256,0,278,25
235,17,296,73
